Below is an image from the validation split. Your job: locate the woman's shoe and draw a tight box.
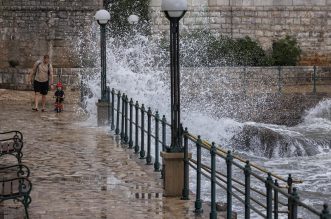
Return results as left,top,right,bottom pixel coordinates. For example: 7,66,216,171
32,108,38,112
41,109,46,112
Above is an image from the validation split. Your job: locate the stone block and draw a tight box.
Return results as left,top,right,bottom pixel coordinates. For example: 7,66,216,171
149,0,161,6
96,101,111,127
208,0,217,6
209,11,220,17
14,72,25,84
293,0,326,5
216,0,230,5
301,18,311,25
255,0,273,6
272,0,293,5
192,0,208,6
196,17,209,24
161,152,192,197
183,17,195,25
242,0,253,6
232,0,243,6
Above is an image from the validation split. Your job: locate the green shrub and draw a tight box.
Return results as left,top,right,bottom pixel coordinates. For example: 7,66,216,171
209,36,271,66
233,36,270,66
178,32,270,67
272,35,301,66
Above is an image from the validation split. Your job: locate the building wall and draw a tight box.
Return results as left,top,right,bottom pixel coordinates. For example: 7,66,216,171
0,0,103,69
149,0,331,65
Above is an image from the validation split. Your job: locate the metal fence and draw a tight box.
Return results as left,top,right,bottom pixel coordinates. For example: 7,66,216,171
106,87,331,219
180,66,331,96
240,66,331,95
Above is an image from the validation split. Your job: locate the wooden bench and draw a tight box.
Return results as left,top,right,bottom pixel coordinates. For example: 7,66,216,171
0,131,24,164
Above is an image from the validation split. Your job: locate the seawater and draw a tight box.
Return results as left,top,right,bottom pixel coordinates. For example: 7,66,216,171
80,27,331,218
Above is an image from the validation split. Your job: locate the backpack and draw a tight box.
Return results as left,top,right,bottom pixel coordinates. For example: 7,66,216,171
33,61,50,82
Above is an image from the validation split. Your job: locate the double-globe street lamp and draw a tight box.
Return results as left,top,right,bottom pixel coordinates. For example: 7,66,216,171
127,14,139,26
161,0,187,152
95,9,111,102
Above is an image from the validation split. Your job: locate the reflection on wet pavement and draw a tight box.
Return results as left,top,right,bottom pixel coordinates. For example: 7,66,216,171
0,101,209,219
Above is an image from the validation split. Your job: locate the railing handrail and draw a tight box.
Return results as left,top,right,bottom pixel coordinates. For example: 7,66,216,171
185,132,303,184
107,87,330,219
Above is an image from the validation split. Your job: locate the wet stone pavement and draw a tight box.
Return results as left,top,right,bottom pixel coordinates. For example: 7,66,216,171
0,90,213,219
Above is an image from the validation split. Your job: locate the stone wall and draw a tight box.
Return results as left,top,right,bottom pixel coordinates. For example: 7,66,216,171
0,0,103,69
0,67,98,90
149,0,331,65
1,66,330,93
180,66,331,125
2,0,331,68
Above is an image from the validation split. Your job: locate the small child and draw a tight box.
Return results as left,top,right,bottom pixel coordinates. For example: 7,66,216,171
54,82,65,113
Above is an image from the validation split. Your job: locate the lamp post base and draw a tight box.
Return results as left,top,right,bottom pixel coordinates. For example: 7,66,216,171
96,100,111,127
161,151,192,197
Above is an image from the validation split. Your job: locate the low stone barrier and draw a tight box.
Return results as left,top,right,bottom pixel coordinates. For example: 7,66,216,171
0,67,98,90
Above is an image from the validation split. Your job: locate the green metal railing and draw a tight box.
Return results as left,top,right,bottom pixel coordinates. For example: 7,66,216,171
107,87,331,219
109,88,172,174
183,133,330,219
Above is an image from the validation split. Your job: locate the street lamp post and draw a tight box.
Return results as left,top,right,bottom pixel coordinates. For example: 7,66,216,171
161,0,187,152
128,14,139,25
128,14,139,37
95,9,110,102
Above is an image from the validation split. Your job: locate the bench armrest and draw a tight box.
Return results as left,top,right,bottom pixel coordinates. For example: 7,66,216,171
0,177,32,197
0,164,30,178
0,131,23,141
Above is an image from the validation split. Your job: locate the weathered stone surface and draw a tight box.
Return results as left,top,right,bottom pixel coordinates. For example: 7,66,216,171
0,0,102,68
0,98,218,219
150,2,331,65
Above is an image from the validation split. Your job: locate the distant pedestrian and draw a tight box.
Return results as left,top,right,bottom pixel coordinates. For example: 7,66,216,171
29,55,54,112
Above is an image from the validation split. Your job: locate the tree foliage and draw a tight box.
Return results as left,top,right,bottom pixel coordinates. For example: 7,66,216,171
272,35,301,66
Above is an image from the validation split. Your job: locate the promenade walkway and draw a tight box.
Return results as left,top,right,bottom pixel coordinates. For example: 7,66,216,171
0,90,213,219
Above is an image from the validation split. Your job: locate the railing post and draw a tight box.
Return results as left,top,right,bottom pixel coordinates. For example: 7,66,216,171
243,67,247,96
134,101,139,154
181,127,189,200
226,150,233,219
291,187,299,219
146,107,152,165
266,173,273,219
210,142,217,219
321,204,331,219
154,111,160,172
162,115,167,152
274,180,279,219
278,66,282,94
194,136,203,214
124,95,129,144
128,98,133,149
139,104,146,159
115,91,121,135
111,88,115,130
313,65,317,94
121,93,125,140
107,87,111,126
244,161,251,219
287,174,293,219
161,115,167,179
80,75,85,106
